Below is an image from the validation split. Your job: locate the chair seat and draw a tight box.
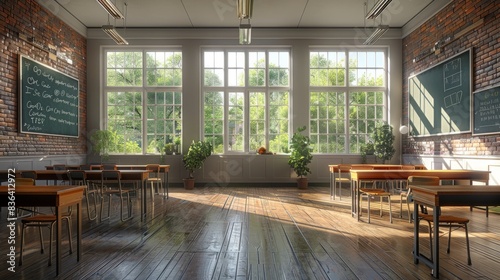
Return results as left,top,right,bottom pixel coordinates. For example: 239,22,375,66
419,214,469,224
103,189,129,194
22,215,57,223
360,188,388,194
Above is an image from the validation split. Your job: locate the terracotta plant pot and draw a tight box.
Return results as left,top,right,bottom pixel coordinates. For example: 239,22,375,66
297,177,308,189
183,178,195,190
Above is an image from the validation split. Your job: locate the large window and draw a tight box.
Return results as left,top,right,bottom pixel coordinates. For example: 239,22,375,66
104,50,182,154
309,49,387,154
203,50,290,154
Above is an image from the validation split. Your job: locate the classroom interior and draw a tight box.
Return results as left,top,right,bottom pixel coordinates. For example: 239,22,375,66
1,0,500,279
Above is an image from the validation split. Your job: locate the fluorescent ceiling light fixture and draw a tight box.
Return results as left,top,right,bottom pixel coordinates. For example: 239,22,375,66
237,0,253,19
239,22,251,45
366,0,392,19
96,0,125,19
363,25,389,45
102,25,128,45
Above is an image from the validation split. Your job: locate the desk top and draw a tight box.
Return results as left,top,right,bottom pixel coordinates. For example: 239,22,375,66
329,164,426,172
410,185,500,207
350,169,490,182
0,185,86,207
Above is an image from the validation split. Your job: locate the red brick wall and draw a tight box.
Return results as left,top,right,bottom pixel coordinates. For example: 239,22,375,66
402,0,500,157
0,0,87,156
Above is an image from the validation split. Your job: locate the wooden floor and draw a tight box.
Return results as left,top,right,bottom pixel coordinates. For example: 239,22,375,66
1,185,500,279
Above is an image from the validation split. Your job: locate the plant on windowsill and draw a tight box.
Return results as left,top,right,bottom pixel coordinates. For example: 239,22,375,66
372,123,396,164
360,141,375,163
89,129,117,163
182,140,213,189
288,126,313,189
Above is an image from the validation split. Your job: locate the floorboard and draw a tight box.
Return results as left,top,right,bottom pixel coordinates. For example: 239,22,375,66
1,185,499,279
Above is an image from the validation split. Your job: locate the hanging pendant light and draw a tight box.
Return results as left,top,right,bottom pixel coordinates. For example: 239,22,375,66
237,0,253,45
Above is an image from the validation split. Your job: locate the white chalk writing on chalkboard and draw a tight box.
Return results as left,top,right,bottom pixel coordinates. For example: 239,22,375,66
443,58,462,92
20,55,79,137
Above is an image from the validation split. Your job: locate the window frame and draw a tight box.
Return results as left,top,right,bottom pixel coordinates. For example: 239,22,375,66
309,47,388,155
201,48,292,155
102,47,183,155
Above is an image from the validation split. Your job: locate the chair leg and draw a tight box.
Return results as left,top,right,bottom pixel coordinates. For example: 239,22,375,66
38,226,45,253
465,224,471,265
64,216,73,254
19,225,26,266
86,191,98,221
367,195,371,223
427,220,433,261
406,200,412,223
100,194,111,222
120,192,133,222
388,196,392,223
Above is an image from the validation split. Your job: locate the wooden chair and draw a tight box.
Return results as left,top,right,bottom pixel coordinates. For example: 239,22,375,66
68,170,98,221
401,175,439,222
100,170,133,222
19,177,73,266
146,164,163,196
359,188,392,223
14,178,36,218
335,164,351,200
408,176,472,265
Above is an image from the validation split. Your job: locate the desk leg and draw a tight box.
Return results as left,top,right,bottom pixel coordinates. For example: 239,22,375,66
163,171,169,199
56,206,61,275
432,206,440,278
413,200,419,264
330,172,334,199
77,202,82,261
142,179,147,221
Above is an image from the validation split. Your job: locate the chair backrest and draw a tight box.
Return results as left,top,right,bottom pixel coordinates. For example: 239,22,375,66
79,164,91,170
407,175,440,186
16,178,35,185
401,165,416,170
337,164,351,179
21,171,37,180
68,170,87,184
350,165,374,170
90,164,103,170
53,164,67,170
102,164,117,170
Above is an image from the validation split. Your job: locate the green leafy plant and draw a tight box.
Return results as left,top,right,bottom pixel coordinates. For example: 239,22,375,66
89,129,117,161
183,140,213,179
164,143,175,155
360,142,374,163
288,126,313,178
372,123,395,164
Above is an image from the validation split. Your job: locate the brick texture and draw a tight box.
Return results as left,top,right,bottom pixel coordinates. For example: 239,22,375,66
402,0,500,157
0,0,87,156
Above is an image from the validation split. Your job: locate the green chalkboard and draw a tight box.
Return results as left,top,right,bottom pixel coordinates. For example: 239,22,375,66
473,85,500,135
408,49,471,136
19,55,79,137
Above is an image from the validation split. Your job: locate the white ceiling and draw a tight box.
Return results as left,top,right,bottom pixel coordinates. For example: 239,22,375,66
42,0,449,31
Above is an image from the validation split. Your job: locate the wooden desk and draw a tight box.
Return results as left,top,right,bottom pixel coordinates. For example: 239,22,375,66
349,170,491,220
0,185,85,275
411,185,500,278
84,170,151,220
328,164,426,199
116,165,170,198
19,169,152,220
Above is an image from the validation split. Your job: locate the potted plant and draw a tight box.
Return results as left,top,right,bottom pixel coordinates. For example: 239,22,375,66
182,140,213,189
288,126,313,189
360,141,375,163
174,137,181,154
372,123,396,164
89,129,117,162
164,143,175,155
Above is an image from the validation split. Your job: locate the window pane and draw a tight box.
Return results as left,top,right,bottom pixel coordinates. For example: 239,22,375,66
105,50,182,155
